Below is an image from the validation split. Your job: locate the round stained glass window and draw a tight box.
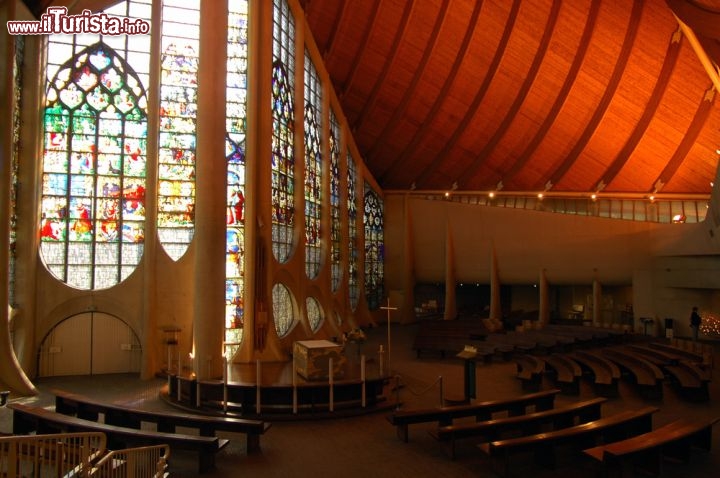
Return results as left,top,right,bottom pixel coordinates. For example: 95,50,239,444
272,282,296,337
306,296,323,333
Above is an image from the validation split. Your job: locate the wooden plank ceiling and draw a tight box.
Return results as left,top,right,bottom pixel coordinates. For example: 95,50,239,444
301,0,720,196
22,0,720,196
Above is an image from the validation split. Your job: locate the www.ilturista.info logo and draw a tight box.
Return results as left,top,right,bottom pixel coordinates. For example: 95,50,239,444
7,7,150,36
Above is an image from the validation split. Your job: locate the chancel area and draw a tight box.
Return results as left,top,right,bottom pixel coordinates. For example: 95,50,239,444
2,0,720,476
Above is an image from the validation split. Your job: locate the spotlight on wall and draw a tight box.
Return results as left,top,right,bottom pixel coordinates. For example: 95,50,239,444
537,193,544,199
591,193,597,201
672,214,686,223
488,191,495,199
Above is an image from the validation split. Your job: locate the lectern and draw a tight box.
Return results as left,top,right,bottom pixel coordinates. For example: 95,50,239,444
456,346,479,400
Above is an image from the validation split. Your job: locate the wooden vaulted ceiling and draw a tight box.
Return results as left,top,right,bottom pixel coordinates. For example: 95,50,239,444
21,0,720,196
301,0,720,196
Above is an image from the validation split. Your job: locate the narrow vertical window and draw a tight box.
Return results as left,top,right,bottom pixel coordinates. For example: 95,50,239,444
158,0,200,261
40,1,150,290
364,184,384,310
225,0,249,357
271,0,296,264
272,283,296,337
347,152,359,311
304,51,322,279
10,36,24,305
306,296,323,333
329,110,342,292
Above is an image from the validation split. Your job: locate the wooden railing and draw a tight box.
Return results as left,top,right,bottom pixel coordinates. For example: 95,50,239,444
0,431,105,478
0,432,169,478
91,444,170,478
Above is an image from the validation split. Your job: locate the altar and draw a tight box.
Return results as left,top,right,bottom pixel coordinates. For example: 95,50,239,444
293,340,346,380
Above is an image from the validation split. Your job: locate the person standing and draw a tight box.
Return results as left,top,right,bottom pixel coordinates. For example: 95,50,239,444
690,307,702,342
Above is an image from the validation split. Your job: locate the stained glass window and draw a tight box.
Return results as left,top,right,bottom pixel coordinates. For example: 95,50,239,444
364,184,384,310
329,110,342,292
272,283,296,337
41,1,150,290
225,0,249,358
306,296,323,333
347,152,359,311
9,36,24,306
304,51,323,279
158,0,200,261
271,0,296,264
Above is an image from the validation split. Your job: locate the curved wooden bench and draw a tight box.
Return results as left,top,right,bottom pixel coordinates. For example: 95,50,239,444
663,361,711,402
10,403,227,474
583,417,720,476
544,354,582,395
52,389,270,453
430,397,607,459
567,350,620,397
514,355,545,392
602,348,664,400
478,406,659,478
387,388,561,442
649,342,703,363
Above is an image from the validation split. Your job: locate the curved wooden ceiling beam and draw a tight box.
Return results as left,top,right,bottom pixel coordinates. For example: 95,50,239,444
595,30,683,192
352,0,415,135
459,0,563,190
364,0,451,169
412,0,523,189
653,87,716,192
322,0,351,59
378,0,485,184
502,0,602,187
337,0,381,99
541,0,644,191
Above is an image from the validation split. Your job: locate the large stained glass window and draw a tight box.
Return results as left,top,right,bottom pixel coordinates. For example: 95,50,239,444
271,0,296,264
158,0,200,261
41,1,150,290
272,283,296,337
304,51,323,279
329,110,342,292
225,0,249,358
364,184,384,310
347,152,359,311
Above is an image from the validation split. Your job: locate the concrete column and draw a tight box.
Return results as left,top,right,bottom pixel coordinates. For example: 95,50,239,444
593,279,602,326
443,221,456,321
402,196,416,324
490,247,502,323
192,1,229,379
538,270,550,327
0,1,36,396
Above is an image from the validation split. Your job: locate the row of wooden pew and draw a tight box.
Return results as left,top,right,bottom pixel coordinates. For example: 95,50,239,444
9,389,272,474
386,388,718,477
518,341,712,402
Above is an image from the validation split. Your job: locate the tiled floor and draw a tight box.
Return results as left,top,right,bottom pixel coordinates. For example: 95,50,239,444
3,324,720,478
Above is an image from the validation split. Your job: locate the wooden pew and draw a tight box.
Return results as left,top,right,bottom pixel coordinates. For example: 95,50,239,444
544,354,582,395
53,389,271,453
583,417,720,477
662,361,711,402
9,403,228,474
602,348,664,400
567,350,621,397
430,397,607,459
478,406,659,478
387,389,561,442
514,355,545,392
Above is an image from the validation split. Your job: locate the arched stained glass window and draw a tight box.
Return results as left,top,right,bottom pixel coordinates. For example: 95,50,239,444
272,283,296,337
304,51,323,279
271,0,296,264
225,0,249,358
41,2,150,290
158,0,200,261
364,184,384,310
306,296,323,333
329,110,342,292
347,152,359,311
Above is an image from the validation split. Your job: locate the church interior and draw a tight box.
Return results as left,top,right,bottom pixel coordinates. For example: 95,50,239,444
2,0,720,476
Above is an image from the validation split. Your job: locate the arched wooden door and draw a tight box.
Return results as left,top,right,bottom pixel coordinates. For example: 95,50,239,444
38,312,141,377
